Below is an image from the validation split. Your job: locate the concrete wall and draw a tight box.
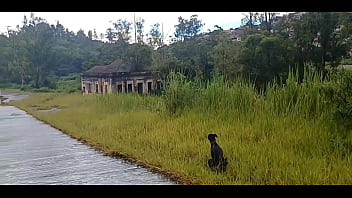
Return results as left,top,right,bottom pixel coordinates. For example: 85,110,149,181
81,74,160,95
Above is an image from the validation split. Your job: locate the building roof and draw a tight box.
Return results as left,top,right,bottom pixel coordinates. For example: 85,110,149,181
84,59,132,75
81,59,159,78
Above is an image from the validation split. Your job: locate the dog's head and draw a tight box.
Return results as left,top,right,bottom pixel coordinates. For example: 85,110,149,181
208,134,218,142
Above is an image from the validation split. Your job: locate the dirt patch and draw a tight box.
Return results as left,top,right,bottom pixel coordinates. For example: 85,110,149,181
37,107,61,113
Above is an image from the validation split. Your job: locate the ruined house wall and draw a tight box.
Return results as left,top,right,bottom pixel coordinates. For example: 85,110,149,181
81,72,160,95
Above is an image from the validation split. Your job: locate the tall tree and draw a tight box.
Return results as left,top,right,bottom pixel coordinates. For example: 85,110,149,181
186,15,204,38
54,21,65,38
174,15,204,41
151,47,182,79
6,28,29,87
135,17,145,44
21,13,55,88
0,34,12,83
241,12,260,30
240,33,294,87
113,19,132,43
255,12,278,32
93,29,99,40
148,23,163,49
123,43,152,71
76,29,86,40
105,28,116,43
210,31,243,79
88,30,93,40
281,12,349,75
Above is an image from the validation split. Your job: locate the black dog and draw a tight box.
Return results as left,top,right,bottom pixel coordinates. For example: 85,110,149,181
207,134,228,172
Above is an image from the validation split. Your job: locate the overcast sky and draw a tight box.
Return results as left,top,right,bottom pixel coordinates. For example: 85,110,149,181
0,12,289,42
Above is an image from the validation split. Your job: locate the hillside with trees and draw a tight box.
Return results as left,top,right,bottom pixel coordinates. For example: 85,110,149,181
0,12,351,91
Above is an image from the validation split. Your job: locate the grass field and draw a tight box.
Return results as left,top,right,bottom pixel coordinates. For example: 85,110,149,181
9,70,352,184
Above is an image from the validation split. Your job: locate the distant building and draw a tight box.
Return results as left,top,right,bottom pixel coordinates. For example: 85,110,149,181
81,59,162,95
288,12,306,20
224,28,244,41
195,27,245,42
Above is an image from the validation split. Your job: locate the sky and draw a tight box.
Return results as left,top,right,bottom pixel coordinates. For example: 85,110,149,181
0,12,289,42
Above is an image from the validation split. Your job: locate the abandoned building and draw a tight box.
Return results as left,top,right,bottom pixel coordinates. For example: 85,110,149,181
81,59,162,95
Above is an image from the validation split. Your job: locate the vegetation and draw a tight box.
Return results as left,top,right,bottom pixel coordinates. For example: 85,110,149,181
2,12,352,184
10,69,352,184
1,12,351,91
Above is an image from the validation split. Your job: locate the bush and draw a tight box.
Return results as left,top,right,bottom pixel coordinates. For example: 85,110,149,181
329,70,352,129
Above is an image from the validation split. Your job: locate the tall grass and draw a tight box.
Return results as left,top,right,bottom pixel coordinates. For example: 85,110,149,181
10,69,352,184
265,68,332,119
162,72,196,116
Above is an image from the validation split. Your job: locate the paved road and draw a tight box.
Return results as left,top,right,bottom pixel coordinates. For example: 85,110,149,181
0,91,28,103
0,106,175,185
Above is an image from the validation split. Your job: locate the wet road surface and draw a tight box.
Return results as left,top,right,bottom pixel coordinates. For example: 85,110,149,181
0,106,175,185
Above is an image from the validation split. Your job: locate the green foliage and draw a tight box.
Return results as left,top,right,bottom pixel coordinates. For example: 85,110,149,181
241,34,293,87
1,12,352,96
341,58,352,65
12,69,352,184
328,70,352,129
148,23,163,49
174,15,204,41
210,31,244,79
162,72,195,116
194,74,257,121
265,67,331,119
55,73,81,93
123,43,153,71
95,93,163,115
113,19,132,43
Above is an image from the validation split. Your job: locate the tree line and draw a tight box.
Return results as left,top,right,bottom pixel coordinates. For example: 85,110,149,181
155,12,352,89
0,12,351,90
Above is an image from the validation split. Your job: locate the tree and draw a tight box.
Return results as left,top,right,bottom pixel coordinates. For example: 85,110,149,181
135,17,145,44
54,21,65,38
241,12,260,30
311,12,340,70
280,12,349,76
240,33,294,87
214,25,223,31
105,28,116,43
93,29,99,40
210,31,243,80
151,47,182,79
113,19,132,43
123,43,153,71
284,12,317,80
148,23,164,49
337,12,352,49
174,16,187,41
174,15,204,41
21,14,55,88
88,30,93,40
6,28,29,87
186,15,204,38
0,34,12,83
76,29,86,40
